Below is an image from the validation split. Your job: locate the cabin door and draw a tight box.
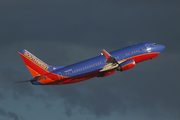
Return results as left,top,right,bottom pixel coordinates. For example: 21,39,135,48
57,72,63,80
145,44,151,52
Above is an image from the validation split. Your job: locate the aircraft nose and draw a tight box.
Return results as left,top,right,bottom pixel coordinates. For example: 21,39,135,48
158,44,165,52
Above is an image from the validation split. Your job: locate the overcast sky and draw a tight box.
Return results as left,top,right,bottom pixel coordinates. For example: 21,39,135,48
0,0,180,120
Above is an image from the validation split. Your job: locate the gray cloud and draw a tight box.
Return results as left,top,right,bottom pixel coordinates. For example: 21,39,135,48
1,0,180,50
1,38,179,119
38,52,180,119
0,109,20,120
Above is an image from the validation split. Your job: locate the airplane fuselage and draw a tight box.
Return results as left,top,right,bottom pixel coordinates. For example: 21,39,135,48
19,42,165,85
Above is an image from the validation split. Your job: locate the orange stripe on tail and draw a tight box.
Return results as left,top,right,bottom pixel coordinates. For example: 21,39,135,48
19,50,50,77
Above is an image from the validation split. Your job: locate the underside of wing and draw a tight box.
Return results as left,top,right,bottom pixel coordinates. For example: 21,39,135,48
99,49,136,77
100,49,121,72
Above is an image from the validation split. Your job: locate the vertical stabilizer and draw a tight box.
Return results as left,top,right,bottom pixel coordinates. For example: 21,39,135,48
18,49,50,77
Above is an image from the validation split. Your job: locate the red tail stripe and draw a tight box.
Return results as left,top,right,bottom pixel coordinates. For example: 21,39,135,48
19,53,48,75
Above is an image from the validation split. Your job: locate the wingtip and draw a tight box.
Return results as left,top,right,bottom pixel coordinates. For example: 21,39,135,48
101,49,112,60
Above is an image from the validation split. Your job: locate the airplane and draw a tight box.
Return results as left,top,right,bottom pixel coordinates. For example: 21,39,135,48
18,42,165,85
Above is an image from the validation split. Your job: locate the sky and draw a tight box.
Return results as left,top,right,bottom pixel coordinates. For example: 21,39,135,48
0,0,180,120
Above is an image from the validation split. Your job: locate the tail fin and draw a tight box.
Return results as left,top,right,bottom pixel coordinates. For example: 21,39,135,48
18,49,51,77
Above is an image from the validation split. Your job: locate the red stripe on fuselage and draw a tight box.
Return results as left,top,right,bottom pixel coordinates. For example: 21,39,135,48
44,70,101,85
120,52,160,63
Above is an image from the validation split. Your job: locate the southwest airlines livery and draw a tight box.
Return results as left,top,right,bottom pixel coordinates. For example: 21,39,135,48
18,42,165,85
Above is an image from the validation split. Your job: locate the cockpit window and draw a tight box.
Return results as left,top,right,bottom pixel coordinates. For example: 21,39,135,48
153,43,158,46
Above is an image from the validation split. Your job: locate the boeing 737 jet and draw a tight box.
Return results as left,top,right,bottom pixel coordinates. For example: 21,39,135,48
18,42,165,85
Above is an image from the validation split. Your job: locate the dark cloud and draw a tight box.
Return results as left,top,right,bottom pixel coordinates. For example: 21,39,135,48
0,109,20,120
0,91,5,101
0,66,48,101
38,52,180,119
1,0,180,50
64,106,73,117
0,67,33,96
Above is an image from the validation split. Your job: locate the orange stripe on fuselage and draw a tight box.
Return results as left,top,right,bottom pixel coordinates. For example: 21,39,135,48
44,70,100,85
38,77,55,85
45,72,68,81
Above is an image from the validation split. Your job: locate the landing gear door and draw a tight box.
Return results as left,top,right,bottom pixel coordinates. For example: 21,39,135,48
145,44,151,53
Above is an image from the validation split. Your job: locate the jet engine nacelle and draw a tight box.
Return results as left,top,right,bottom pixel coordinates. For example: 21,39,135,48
119,59,135,71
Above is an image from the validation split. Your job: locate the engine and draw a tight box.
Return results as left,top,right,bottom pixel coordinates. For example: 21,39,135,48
119,59,135,71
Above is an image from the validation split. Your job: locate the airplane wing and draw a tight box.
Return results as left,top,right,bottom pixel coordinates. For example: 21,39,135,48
100,49,121,72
